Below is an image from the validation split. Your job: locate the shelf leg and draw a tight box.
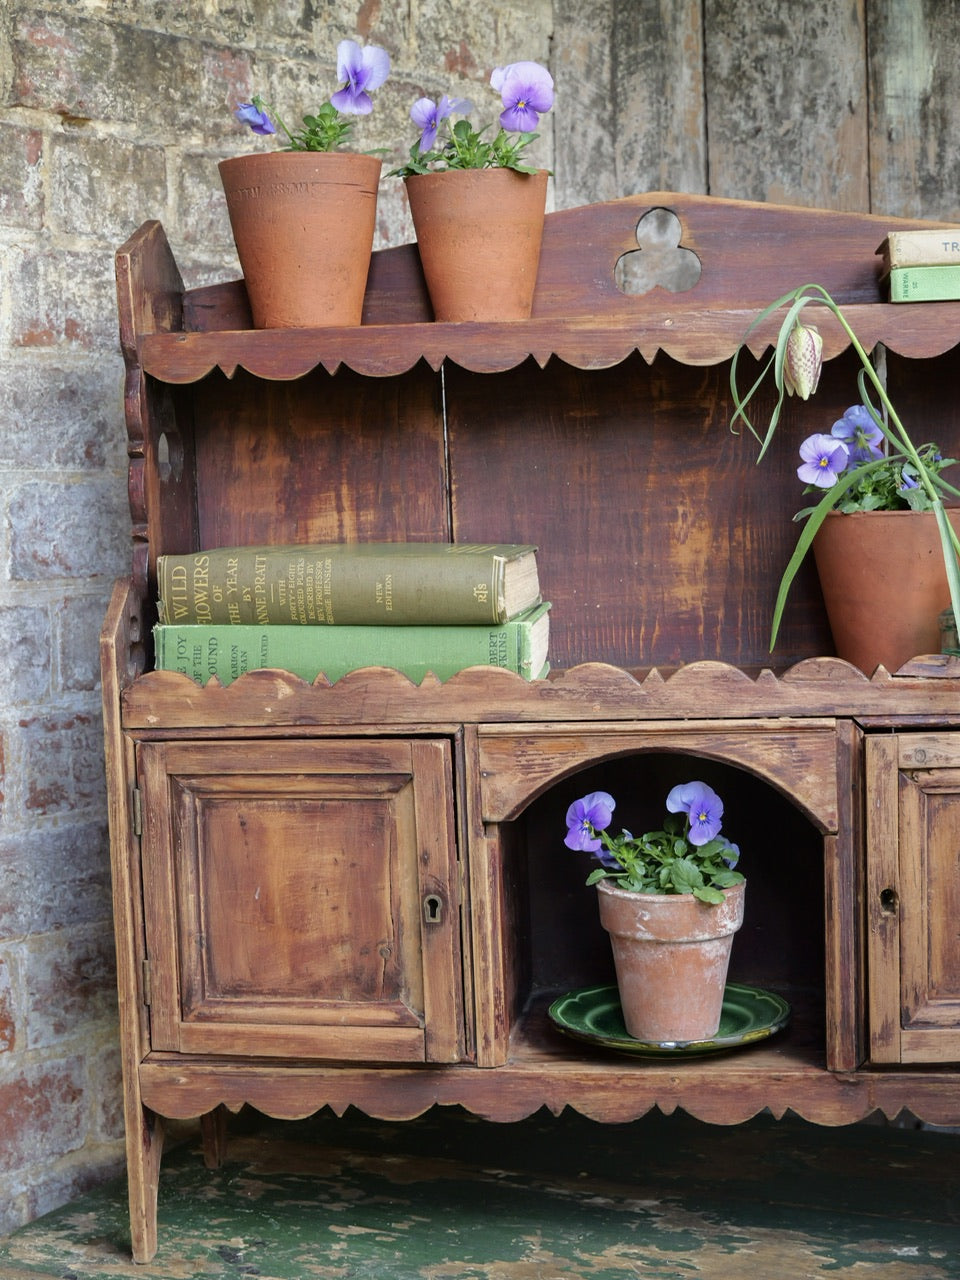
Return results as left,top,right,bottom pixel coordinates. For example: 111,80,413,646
200,1106,229,1169
126,1104,164,1264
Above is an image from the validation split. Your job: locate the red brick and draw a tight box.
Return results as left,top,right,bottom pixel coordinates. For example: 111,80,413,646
0,954,15,1053
0,1056,85,1174
23,927,117,1049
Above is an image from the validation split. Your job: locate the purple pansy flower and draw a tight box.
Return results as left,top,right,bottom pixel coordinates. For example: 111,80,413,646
830,404,884,464
235,102,276,135
490,60,554,132
564,791,615,853
330,39,391,116
665,781,723,846
797,433,850,488
410,94,472,152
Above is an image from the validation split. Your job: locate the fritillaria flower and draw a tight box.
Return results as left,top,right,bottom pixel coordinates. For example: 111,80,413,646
490,60,554,132
410,94,472,152
797,433,850,487
831,404,884,464
665,781,723,846
564,791,616,853
783,319,823,399
331,39,391,115
234,101,276,135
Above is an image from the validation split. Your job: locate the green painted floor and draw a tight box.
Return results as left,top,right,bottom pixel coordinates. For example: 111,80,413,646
1,1108,958,1278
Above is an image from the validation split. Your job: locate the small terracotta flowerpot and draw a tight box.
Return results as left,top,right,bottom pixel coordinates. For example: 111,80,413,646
812,507,960,673
219,151,382,328
404,168,548,322
596,879,746,1043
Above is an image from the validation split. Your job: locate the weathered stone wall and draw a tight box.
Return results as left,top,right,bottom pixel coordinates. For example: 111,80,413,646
1,0,959,1237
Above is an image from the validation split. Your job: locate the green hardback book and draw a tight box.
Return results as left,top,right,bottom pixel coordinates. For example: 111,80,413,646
156,542,540,627
888,264,960,302
152,602,551,686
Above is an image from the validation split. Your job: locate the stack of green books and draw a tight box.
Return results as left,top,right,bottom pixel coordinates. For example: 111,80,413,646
152,542,550,685
877,228,960,302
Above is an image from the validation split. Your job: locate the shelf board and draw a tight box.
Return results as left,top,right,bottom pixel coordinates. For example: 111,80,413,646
136,301,960,384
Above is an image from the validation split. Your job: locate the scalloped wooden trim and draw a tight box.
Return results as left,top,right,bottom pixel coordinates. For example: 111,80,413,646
119,656,960,734
137,1059,960,1127
136,301,960,384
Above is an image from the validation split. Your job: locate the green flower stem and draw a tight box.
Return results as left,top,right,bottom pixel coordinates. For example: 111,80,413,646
732,283,960,653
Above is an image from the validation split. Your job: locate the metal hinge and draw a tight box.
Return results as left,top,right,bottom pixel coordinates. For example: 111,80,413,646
132,786,142,837
142,958,152,1006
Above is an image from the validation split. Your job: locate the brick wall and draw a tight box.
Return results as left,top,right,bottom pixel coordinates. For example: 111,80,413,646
0,0,558,1235
2,0,960,1240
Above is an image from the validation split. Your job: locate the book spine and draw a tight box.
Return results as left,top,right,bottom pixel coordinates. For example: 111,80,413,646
888,264,960,302
153,606,549,685
156,546,534,626
883,230,960,270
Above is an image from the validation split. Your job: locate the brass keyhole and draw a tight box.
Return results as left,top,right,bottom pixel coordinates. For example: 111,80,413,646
423,893,444,924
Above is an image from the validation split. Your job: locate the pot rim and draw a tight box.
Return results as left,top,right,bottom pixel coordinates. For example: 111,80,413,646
403,166,549,185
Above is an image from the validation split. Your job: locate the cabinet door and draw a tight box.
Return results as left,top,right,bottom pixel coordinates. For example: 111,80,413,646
866,733,960,1063
137,737,463,1063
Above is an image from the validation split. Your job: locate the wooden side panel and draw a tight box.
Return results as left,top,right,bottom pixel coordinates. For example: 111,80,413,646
137,738,463,1063
115,222,199,596
100,578,165,1263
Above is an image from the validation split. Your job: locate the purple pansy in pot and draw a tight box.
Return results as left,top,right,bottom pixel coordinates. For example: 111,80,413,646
564,781,744,904
233,38,390,152
390,56,554,177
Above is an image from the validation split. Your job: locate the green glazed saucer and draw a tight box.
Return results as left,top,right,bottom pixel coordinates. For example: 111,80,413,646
547,982,791,1058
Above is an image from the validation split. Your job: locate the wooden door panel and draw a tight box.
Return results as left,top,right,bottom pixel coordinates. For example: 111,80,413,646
899,770,960,1028
867,734,960,1063
138,738,463,1062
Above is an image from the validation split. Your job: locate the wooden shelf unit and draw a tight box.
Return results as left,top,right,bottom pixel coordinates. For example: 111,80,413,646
104,194,960,1261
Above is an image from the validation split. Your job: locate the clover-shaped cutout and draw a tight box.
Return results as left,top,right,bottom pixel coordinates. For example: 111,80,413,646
615,207,701,296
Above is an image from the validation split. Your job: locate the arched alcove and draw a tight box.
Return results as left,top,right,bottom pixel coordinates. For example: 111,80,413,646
516,752,824,1006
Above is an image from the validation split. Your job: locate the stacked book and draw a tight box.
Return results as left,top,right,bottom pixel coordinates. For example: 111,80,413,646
878,228,960,302
152,542,550,685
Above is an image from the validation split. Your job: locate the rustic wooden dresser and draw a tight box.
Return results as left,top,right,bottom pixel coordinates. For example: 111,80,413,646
103,194,960,1261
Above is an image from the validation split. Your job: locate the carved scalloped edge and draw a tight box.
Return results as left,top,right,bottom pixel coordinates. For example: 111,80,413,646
137,300,960,385
131,663,564,694
126,656,935,701
138,1074,959,1127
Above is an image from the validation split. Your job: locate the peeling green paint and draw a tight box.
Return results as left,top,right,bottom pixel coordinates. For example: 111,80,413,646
0,1110,957,1278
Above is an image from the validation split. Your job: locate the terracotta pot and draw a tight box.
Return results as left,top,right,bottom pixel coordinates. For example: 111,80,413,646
596,878,746,1043
812,507,960,673
404,168,548,322
218,151,382,328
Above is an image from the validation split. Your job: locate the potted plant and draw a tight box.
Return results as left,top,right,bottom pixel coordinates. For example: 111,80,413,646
730,285,960,672
222,39,390,328
564,782,745,1043
389,61,554,321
